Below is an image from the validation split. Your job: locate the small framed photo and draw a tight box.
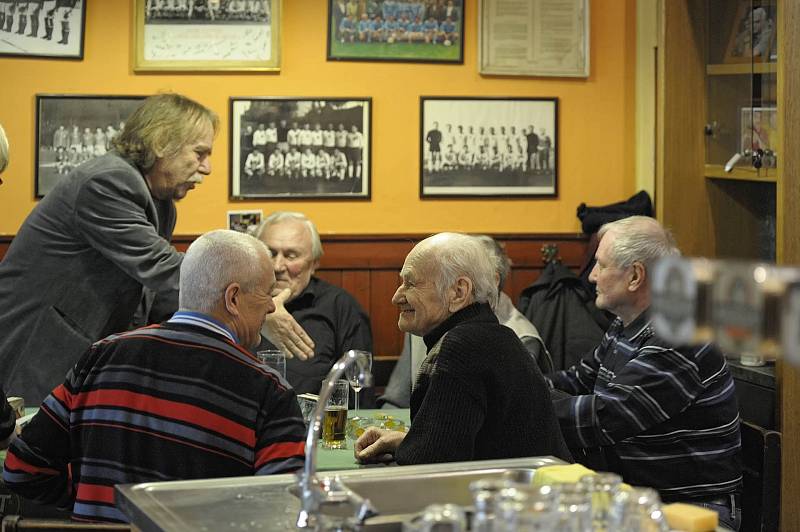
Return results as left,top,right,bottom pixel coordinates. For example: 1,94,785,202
230,97,371,200
740,106,777,167
327,0,463,64
133,0,280,71
35,94,146,198
724,2,775,64
227,210,263,234
0,0,86,59
420,97,558,198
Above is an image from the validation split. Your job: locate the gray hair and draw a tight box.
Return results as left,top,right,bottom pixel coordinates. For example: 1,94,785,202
598,216,680,269
474,235,511,290
179,230,269,314
255,211,323,261
416,233,499,309
111,93,219,174
0,124,8,174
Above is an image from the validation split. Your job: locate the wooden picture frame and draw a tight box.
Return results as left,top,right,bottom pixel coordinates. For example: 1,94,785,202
724,2,776,64
420,97,558,198
230,97,372,200
327,0,464,64
34,94,145,198
133,0,280,72
478,0,589,77
0,0,86,59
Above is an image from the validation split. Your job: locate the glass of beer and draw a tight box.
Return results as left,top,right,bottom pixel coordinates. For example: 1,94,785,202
321,379,349,449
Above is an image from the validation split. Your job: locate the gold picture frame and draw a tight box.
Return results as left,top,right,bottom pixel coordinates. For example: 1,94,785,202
133,0,281,72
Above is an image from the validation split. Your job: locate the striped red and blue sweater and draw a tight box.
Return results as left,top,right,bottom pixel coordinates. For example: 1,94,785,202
2,313,306,523
546,311,742,502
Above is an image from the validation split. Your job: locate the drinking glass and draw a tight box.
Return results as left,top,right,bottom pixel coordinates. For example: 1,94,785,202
321,379,349,449
344,349,372,417
256,349,286,379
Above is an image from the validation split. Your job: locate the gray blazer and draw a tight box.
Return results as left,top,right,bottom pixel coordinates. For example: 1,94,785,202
0,153,182,404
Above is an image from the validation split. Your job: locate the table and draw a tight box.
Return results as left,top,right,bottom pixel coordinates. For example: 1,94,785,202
317,408,410,471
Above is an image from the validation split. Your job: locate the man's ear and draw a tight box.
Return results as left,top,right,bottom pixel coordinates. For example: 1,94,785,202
448,276,473,312
310,258,320,276
224,283,242,316
629,261,646,292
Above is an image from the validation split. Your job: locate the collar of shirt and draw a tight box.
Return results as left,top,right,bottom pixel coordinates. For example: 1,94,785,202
610,310,653,343
168,311,239,344
285,277,320,311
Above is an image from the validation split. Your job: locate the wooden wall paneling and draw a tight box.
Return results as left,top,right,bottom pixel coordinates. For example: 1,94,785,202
314,270,342,287
369,269,405,357
780,0,800,527
340,270,371,319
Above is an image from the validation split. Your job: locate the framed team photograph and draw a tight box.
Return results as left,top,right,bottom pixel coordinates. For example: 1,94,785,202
35,94,146,198
227,210,263,234
740,106,777,167
0,0,86,59
723,1,776,64
133,0,280,71
230,97,372,200
420,97,558,198
327,0,464,64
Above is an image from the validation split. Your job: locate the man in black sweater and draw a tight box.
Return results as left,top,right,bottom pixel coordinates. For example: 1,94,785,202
355,232,570,465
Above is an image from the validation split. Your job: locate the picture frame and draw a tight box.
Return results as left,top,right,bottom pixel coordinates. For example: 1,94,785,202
740,106,777,167
227,210,263,234
0,0,86,59
478,0,589,77
230,97,372,200
724,1,776,64
420,97,558,198
133,0,280,72
35,94,146,198
327,0,464,64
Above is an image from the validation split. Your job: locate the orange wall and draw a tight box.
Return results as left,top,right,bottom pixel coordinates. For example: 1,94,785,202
0,0,637,236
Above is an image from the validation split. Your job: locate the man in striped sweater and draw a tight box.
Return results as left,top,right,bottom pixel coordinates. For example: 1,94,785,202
546,216,743,530
2,230,306,523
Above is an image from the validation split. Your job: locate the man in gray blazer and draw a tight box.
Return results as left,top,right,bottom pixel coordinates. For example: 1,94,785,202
0,93,218,404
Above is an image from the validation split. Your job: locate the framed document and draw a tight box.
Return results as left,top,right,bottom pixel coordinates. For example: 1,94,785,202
133,0,280,72
478,0,589,77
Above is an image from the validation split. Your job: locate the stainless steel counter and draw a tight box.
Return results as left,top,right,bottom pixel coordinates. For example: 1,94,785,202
116,456,564,531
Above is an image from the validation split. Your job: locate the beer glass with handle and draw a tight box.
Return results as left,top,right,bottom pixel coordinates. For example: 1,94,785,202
345,349,372,417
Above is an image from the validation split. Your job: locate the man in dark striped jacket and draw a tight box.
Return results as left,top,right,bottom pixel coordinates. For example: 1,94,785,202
3,230,306,523
546,216,743,530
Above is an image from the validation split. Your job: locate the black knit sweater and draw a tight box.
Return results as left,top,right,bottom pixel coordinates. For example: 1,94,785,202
395,303,572,465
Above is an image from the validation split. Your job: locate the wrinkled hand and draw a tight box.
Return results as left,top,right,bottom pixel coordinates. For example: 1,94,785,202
261,288,315,360
354,427,405,463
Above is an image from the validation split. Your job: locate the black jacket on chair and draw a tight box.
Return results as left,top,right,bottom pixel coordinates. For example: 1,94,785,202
518,261,612,371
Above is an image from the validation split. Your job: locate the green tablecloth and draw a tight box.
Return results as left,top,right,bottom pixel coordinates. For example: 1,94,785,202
1,408,411,470
317,408,410,471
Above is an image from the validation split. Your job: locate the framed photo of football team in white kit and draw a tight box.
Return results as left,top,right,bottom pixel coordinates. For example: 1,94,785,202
420,97,558,198
0,0,85,59
134,0,280,71
230,97,372,200
34,94,145,198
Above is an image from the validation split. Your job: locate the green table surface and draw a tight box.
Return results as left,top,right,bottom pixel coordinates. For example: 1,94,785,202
1,408,410,471
317,408,410,471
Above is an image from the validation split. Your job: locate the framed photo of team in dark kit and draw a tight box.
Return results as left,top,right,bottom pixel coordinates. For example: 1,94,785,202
420,97,558,198
34,94,145,198
0,0,85,59
327,0,464,64
229,97,372,200
134,0,280,71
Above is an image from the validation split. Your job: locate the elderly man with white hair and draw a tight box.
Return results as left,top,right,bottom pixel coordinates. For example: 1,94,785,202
546,216,742,530
356,232,570,465
3,230,306,524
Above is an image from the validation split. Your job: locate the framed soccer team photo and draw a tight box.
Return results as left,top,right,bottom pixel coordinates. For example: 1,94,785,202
420,97,558,198
230,97,372,200
327,0,464,64
0,0,86,59
133,0,280,71
35,94,145,198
